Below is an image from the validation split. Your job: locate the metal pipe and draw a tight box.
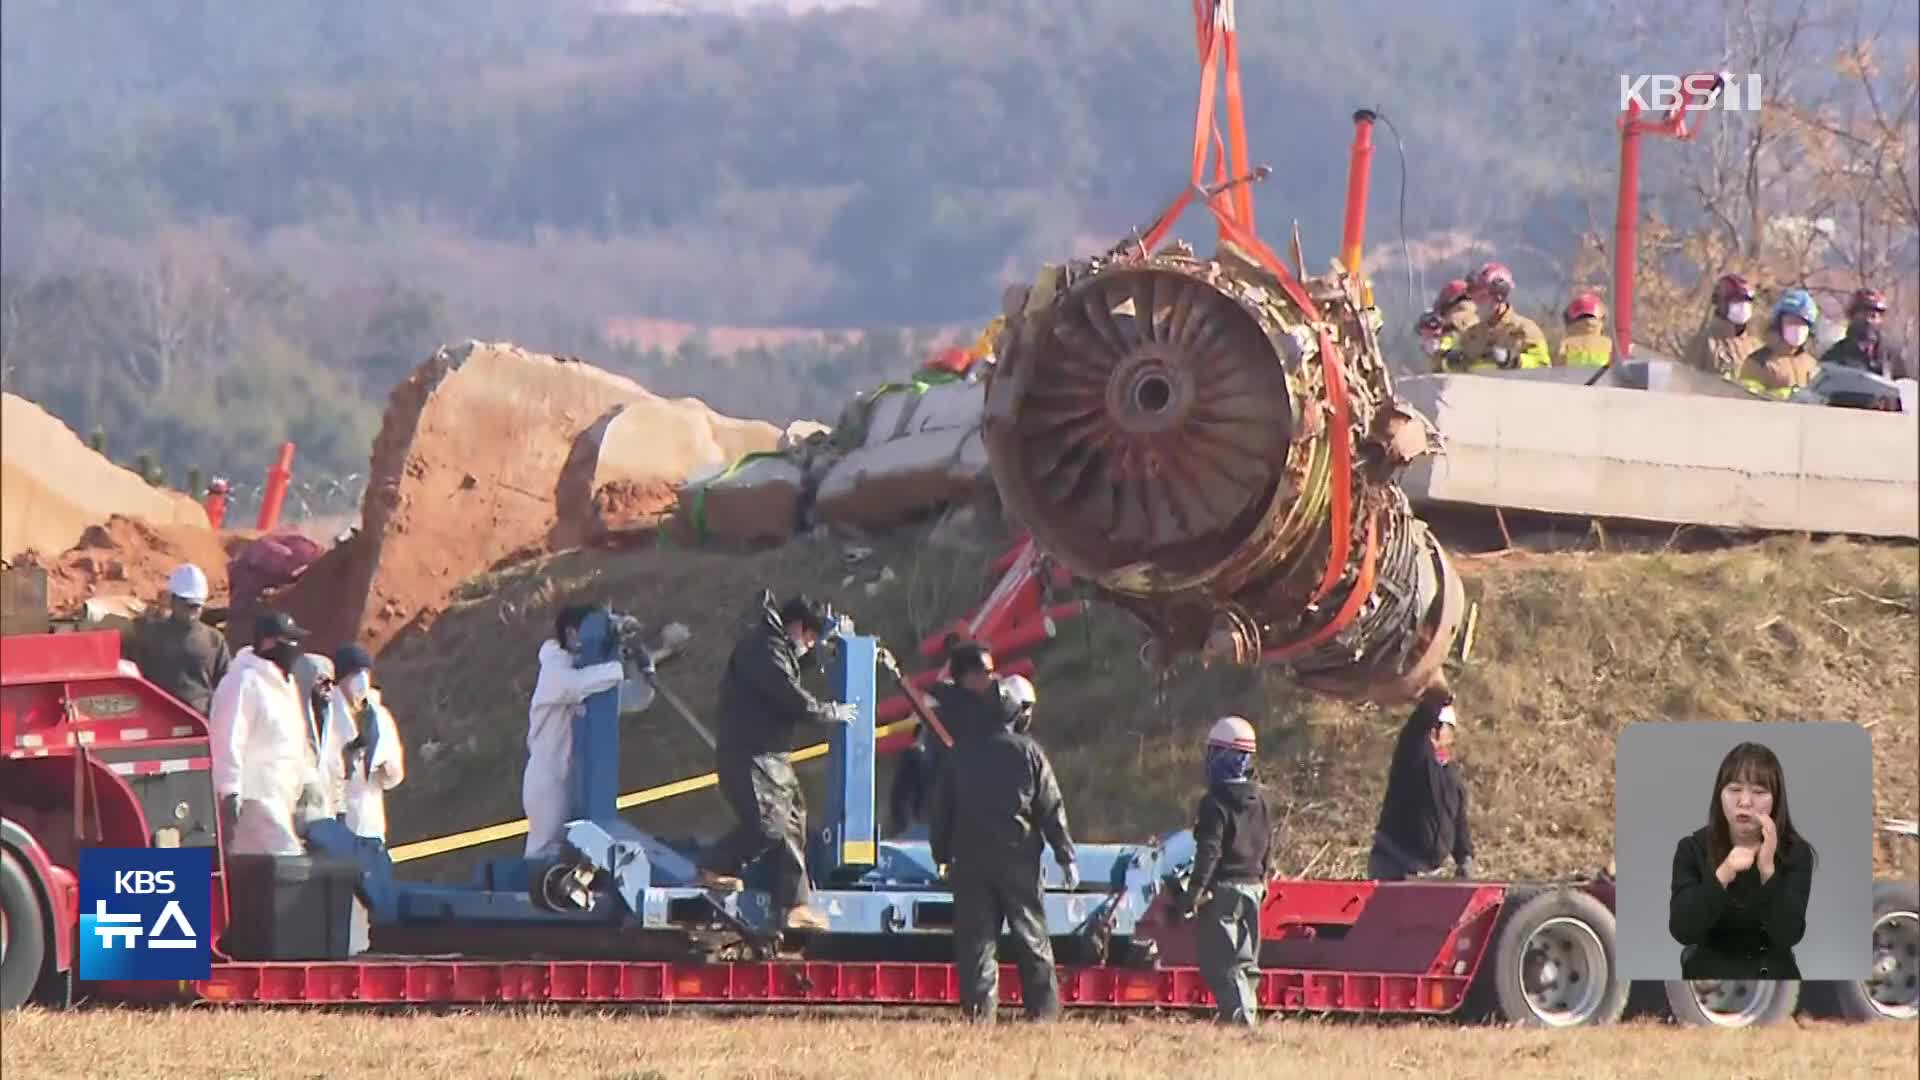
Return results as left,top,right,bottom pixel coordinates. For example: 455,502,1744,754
1341,109,1377,296
255,442,296,532
1613,105,1642,364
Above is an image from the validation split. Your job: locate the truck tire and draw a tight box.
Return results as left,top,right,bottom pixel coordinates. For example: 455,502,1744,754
1663,978,1799,1026
1486,886,1629,1027
1806,880,1919,1023
2,848,49,1013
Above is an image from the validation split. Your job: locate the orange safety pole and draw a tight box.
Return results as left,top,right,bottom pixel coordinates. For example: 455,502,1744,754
256,442,296,531
1341,109,1378,308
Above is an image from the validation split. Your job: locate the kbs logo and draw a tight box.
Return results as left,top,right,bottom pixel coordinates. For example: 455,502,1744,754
78,848,213,980
1619,73,1764,113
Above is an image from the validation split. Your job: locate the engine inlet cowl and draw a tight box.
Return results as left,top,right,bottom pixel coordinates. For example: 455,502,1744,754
982,250,1464,706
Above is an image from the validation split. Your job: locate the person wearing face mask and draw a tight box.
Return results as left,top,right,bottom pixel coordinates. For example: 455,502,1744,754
1739,289,1821,399
522,603,630,861
1684,274,1764,379
1455,262,1551,372
1558,292,1613,369
1820,288,1905,378
1170,716,1273,1027
1669,741,1816,980
929,667,1075,1023
127,563,231,717
320,645,404,842
695,592,856,932
1368,685,1475,881
208,611,322,857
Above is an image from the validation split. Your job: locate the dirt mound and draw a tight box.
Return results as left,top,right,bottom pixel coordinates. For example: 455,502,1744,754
272,342,779,655
1,392,212,562
378,534,1917,886
15,515,242,614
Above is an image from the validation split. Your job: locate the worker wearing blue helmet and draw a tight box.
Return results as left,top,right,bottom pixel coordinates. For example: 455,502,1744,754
1739,289,1820,398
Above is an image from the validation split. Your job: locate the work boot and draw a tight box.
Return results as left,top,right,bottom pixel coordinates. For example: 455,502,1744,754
783,905,830,932
696,869,744,892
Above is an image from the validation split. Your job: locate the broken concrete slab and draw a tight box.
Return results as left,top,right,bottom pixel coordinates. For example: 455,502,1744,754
1395,373,1919,539
813,380,992,529
683,454,807,547
553,400,778,549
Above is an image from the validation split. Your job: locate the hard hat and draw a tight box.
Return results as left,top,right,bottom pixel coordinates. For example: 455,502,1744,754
1416,311,1445,335
1001,673,1037,710
166,563,210,605
1469,262,1514,302
1433,278,1472,310
1774,288,1818,325
1712,273,1755,305
1564,293,1606,323
1847,288,1888,316
1206,715,1257,753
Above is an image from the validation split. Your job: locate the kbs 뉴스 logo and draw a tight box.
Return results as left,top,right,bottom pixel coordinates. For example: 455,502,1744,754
78,847,213,980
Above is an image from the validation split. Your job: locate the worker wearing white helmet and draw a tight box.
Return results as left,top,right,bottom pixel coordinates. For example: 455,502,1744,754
1369,685,1476,881
999,673,1037,733
1173,715,1274,1027
126,562,231,716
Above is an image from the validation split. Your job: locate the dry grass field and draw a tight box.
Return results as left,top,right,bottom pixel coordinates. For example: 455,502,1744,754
4,1007,1917,1080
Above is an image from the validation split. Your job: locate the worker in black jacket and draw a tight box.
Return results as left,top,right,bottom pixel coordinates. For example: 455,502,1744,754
888,640,1005,833
1369,686,1476,881
1668,740,1816,979
929,674,1077,1022
1172,715,1273,1026
1820,288,1905,378
696,592,855,932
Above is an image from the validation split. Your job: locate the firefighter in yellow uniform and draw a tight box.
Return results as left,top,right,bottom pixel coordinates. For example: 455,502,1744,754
1456,262,1551,372
1738,288,1819,399
1683,273,1765,381
1558,293,1613,369
1430,279,1477,371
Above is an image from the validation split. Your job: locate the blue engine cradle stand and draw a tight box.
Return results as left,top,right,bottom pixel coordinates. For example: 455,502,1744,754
308,609,1190,958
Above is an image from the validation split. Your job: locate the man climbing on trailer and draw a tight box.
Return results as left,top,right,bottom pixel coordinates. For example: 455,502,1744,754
126,562,230,717
523,603,629,861
1173,716,1274,1028
208,611,323,857
1368,685,1476,881
929,670,1076,1023
1739,288,1820,399
1558,293,1613,369
1683,273,1762,380
1822,288,1905,378
1456,262,1551,372
696,592,857,932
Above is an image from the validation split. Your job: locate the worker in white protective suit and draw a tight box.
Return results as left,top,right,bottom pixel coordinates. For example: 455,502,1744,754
320,643,404,956
209,611,326,856
522,604,627,860
320,644,405,841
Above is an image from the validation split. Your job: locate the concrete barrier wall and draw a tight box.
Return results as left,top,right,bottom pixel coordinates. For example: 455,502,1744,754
1395,373,1919,540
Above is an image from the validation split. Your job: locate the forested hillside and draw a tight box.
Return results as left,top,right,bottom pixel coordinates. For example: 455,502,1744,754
1,0,1913,514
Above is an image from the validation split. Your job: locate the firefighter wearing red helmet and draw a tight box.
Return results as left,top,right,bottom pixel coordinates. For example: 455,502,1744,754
1558,292,1612,369
1455,262,1551,372
1683,273,1763,379
1821,287,1904,378
1429,278,1478,371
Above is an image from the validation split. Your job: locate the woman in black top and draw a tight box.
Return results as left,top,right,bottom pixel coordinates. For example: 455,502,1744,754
1668,740,1816,980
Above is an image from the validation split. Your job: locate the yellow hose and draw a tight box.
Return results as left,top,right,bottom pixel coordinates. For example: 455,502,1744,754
386,717,921,863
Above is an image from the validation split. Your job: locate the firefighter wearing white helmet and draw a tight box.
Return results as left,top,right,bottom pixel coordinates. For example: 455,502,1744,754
127,562,231,716
1176,715,1274,1026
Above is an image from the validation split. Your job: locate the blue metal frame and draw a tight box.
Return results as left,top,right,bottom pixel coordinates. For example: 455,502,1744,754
307,619,1196,953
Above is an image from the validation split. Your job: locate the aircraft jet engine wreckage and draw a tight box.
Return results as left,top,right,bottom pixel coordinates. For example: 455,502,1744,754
979,20,1467,706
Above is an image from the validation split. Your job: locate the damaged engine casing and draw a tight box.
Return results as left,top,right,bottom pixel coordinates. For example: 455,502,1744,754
980,248,1465,706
